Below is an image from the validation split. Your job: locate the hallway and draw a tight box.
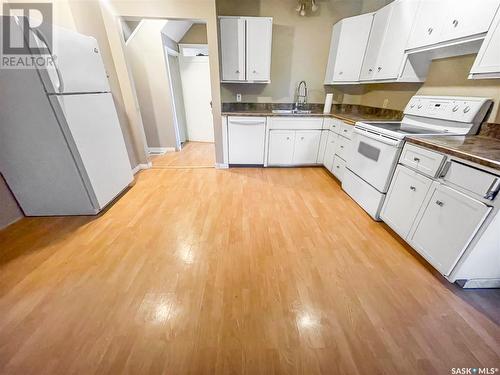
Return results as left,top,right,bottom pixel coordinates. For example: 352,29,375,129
152,142,216,168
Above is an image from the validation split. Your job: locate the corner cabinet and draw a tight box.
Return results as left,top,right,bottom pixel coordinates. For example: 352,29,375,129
408,183,491,276
219,17,273,83
324,13,374,84
469,6,500,79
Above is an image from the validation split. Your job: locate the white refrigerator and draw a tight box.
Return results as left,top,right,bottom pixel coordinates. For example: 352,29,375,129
0,17,133,216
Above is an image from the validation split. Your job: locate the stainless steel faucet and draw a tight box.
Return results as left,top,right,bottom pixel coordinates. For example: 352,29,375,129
295,81,308,110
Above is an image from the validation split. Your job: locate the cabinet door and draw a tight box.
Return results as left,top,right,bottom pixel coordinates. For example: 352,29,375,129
332,13,374,82
268,130,295,165
360,4,392,81
219,18,246,81
374,0,421,80
323,131,337,171
406,0,445,50
409,184,491,276
442,0,499,42
381,165,432,239
317,130,329,164
246,18,272,82
470,6,500,78
293,130,321,165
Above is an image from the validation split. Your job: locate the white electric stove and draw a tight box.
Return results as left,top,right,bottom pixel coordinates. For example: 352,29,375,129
343,96,493,220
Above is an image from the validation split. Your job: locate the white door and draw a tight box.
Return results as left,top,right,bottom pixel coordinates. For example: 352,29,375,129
33,24,110,94
442,0,500,42
293,130,321,165
373,0,420,80
360,4,392,81
246,18,272,81
381,165,433,239
332,13,374,82
179,55,214,142
51,93,133,209
323,131,337,172
470,6,500,77
409,183,491,276
406,0,445,50
268,130,295,166
348,128,403,193
219,18,245,81
228,117,266,164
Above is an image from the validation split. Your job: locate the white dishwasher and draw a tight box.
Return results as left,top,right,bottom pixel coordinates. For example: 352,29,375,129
228,116,266,165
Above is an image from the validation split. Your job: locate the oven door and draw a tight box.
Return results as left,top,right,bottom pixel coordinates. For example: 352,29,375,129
348,128,404,193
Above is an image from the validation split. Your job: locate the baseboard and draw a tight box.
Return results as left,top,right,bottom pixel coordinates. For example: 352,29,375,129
148,147,175,155
132,162,153,175
0,215,22,231
215,163,229,169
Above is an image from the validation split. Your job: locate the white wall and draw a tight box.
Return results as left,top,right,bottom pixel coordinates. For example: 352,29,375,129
125,19,178,148
0,175,22,230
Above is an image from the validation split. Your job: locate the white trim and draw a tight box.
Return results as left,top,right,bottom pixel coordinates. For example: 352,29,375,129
132,162,153,175
0,215,23,231
215,163,229,169
148,147,175,155
125,19,145,46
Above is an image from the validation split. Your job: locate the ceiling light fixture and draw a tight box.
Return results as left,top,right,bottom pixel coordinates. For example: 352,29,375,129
296,0,319,16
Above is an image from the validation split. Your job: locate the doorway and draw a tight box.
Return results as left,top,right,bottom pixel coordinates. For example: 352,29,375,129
122,18,215,168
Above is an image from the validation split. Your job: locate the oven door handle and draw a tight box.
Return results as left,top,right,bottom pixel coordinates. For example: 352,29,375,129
354,128,401,147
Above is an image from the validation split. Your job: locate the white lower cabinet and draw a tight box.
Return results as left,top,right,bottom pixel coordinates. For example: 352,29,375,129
323,131,337,172
381,165,433,238
268,130,295,165
293,130,322,165
408,183,491,276
267,129,322,166
332,156,346,181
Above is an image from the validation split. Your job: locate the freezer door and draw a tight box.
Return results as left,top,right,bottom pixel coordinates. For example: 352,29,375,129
33,24,110,94
50,93,133,209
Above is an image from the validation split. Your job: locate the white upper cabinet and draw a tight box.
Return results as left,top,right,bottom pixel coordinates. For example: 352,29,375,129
361,0,421,82
469,6,500,79
246,18,273,82
219,18,246,81
406,0,500,50
324,13,374,84
219,17,273,83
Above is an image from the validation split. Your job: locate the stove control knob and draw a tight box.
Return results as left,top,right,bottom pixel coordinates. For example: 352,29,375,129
410,103,415,109
417,104,423,109
452,105,460,112
463,106,471,114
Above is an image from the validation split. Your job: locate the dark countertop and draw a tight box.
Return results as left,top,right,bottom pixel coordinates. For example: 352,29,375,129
221,103,403,125
407,132,500,172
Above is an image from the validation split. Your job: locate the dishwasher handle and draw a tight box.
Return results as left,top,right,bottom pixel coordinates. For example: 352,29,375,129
229,119,266,125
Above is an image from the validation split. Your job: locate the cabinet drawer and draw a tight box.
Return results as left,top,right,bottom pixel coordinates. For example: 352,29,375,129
400,144,445,177
442,161,500,201
332,156,346,181
335,135,351,161
339,123,354,139
326,118,343,133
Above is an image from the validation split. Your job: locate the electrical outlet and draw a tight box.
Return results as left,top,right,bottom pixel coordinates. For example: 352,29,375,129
383,99,389,108
236,93,242,102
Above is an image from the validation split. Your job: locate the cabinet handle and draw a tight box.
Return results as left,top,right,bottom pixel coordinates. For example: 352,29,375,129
410,186,416,191
435,200,444,207
428,27,433,35
439,161,452,178
377,67,382,72
343,129,348,133
484,178,500,200
253,70,257,73
286,137,290,140
368,68,373,73
340,145,344,149
452,19,459,27
301,137,305,140
336,165,340,169
413,157,420,162
236,70,240,73
339,71,343,75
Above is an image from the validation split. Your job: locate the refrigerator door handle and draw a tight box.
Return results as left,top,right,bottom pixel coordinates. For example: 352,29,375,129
30,28,65,93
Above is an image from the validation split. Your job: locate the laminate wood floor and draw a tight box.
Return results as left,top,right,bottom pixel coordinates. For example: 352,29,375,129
152,142,215,168
0,167,499,375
